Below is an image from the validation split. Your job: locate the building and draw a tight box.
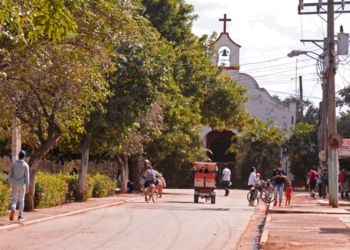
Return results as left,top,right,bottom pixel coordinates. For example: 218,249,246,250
200,14,296,175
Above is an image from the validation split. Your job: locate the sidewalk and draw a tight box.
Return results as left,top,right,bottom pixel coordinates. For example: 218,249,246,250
0,193,141,231
260,192,350,249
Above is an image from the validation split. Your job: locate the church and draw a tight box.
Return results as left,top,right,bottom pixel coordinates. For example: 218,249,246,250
200,14,296,174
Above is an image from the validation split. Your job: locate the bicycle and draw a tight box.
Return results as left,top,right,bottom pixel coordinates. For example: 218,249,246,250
260,180,275,204
247,186,260,207
145,183,159,203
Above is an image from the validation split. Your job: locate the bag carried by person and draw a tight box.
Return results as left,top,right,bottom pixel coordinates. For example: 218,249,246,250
339,172,346,183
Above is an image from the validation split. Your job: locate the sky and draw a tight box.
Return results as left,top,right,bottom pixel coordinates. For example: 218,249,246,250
186,0,350,110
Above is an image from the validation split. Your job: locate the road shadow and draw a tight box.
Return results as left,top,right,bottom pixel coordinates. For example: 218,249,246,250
320,227,350,236
164,201,195,204
130,205,230,211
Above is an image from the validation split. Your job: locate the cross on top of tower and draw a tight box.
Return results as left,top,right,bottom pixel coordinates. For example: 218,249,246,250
219,14,231,34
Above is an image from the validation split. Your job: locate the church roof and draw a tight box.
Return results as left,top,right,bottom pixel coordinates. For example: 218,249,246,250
215,32,241,48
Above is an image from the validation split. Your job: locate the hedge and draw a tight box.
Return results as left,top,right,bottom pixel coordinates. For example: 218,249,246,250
34,172,68,209
0,173,10,216
62,174,94,201
92,172,117,198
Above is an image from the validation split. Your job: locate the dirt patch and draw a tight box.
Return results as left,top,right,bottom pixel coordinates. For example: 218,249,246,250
236,202,268,250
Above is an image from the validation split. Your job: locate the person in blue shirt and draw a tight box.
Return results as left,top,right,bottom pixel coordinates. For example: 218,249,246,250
317,168,322,197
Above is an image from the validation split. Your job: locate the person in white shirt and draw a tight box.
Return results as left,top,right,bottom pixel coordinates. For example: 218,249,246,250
220,164,231,196
248,167,258,188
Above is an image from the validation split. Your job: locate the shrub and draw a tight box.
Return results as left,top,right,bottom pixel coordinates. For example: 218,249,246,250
34,172,68,209
62,174,94,201
0,182,11,216
92,173,116,198
0,173,8,185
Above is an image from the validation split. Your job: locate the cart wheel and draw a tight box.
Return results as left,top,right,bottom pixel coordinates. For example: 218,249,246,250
194,195,199,203
211,196,216,204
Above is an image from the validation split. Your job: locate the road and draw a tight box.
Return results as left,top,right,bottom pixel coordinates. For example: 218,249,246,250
0,189,258,250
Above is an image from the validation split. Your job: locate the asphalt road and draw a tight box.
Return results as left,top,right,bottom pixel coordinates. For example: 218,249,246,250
0,189,257,250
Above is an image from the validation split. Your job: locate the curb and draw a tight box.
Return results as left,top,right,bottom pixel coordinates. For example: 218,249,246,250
260,229,268,244
0,196,142,232
0,224,21,232
268,209,350,215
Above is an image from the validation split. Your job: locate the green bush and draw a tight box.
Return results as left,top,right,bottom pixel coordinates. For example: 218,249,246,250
0,173,8,185
92,173,116,198
34,172,68,209
0,182,11,216
61,174,94,201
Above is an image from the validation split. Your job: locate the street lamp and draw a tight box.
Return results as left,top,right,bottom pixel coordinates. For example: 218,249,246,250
287,50,320,60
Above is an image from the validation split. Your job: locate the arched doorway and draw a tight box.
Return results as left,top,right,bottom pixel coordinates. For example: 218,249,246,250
205,130,237,188
208,137,233,162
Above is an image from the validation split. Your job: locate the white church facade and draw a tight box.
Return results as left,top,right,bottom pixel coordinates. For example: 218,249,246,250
200,14,296,177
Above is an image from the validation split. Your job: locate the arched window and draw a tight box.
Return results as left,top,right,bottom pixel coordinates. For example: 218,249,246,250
218,46,231,67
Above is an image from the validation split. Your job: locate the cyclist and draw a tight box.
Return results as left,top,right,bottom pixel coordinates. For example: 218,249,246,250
248,167,258,205
143,165,162,202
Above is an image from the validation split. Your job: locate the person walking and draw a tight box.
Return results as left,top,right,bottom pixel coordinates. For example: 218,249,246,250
8,150,30,221
321,164,329,199
272,163,287,207
317,168,323,197
220,164,231,196
307,167,319,198
339,169,349,199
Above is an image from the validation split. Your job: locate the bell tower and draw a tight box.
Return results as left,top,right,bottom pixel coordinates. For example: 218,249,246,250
211,14,241,70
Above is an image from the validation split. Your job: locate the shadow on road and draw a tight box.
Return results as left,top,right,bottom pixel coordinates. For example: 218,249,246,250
130,205,230,211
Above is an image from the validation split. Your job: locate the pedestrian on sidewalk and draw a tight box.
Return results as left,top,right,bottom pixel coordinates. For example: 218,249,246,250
272,163,287,207
220,164,231,196
339,169,349,199
8,150,30,221
285,180,293,207
317,168,323,197
321,164,329,199
307,167,319,198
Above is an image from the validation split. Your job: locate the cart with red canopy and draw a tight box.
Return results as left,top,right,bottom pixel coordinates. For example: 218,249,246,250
193,162,218,204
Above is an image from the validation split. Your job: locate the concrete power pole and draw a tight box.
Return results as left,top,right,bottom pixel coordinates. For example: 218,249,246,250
299,76,304,123
327,0,338,208
298,0,348,207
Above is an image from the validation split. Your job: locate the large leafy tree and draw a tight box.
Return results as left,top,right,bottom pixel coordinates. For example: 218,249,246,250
0,0,154,209
234,118,286,181
141,1,250,176
337,110,350,137
282,122,318,184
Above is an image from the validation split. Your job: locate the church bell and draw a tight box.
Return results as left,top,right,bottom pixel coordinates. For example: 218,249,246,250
221,49,228,56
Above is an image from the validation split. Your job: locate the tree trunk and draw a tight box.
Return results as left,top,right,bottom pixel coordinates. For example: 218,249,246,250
116,153,128,193
129,159,141,190
75,135,91,202
24,158,40,211
24,133,62,211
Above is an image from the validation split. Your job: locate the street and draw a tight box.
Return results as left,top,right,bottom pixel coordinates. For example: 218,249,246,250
0,189,258,250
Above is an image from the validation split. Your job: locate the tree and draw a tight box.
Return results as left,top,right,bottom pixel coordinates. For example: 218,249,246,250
273,95,319,125
337,110,350,137
234,118,286,181
0,0,152,209
282,122,318,184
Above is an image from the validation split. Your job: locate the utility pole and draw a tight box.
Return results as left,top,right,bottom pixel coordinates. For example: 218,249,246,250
295,59,298,96
327,0,338,208
297,0,349,207
299,76,304,123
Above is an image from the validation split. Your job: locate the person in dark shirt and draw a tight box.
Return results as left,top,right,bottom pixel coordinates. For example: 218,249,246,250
272,163,287,207
321,164,329,199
